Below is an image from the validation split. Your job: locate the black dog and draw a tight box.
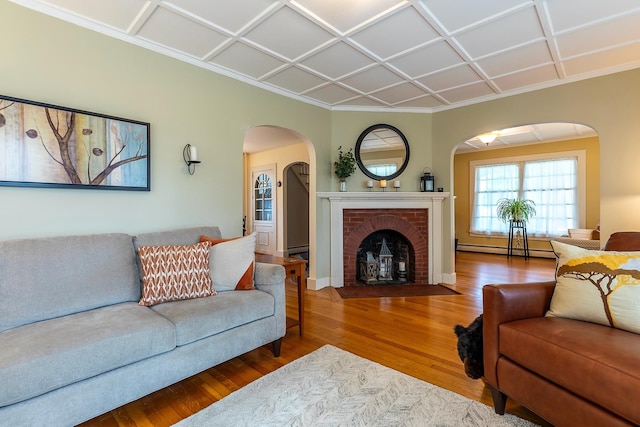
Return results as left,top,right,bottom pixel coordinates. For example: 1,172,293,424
454,314,484,379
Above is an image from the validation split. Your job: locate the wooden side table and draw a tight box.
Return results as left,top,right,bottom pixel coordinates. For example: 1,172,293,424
255,254,307,336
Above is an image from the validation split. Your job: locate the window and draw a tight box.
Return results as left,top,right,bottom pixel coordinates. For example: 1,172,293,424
363,157,401,176
254,173,272,221
366,163,398,176
470,151,585,238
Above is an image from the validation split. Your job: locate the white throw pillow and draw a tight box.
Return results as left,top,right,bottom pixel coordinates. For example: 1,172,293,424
205,232,256,292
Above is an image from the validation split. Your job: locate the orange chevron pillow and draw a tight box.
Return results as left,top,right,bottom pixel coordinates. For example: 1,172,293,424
200,233,256,291
138,241,215,306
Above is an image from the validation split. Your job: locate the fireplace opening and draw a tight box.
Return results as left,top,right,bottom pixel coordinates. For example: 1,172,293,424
357,229,415,285
342,208,429,286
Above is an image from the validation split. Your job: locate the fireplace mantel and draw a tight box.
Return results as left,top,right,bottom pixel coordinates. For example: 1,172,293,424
317,192,450,287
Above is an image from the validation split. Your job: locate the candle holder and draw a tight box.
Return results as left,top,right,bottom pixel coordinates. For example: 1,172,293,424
397,260,407,282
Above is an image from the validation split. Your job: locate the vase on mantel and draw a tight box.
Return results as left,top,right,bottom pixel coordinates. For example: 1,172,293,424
339,179,347,192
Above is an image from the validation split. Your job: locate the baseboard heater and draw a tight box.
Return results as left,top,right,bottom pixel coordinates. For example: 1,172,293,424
457,243,555,259
287,245,309,256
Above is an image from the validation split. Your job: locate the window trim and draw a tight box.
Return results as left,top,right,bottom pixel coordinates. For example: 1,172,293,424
469,150,587,238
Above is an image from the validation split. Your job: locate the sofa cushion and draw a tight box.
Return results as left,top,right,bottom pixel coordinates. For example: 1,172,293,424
150,290,274,346
0,302,176,407
138,242,215,306
0,233,139,332
201,233,256,291
500,317,640,424
547,241,640,334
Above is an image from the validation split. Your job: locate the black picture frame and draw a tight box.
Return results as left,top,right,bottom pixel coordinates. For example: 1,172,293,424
0,94,150,191
355,124,410,181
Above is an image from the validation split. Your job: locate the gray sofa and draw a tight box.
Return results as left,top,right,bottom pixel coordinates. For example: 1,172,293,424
0,226,286,426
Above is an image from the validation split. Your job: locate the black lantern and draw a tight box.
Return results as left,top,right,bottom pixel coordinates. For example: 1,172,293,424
420,169,434,192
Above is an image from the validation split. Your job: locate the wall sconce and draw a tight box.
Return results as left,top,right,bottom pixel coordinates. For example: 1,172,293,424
183,144,201,175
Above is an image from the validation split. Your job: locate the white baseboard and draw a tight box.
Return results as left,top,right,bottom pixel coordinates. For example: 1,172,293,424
307,276,331,291
441,272,456,284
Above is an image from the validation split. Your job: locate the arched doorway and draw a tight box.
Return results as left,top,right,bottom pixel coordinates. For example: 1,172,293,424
284,162,309,259
243,126,316,286
452,123,600,258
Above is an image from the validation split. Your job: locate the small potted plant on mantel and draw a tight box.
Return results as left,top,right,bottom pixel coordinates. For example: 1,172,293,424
496,198,536,224
334,146,356,192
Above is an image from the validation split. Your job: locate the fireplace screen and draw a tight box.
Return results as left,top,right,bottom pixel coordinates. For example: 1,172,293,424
357,230,412,285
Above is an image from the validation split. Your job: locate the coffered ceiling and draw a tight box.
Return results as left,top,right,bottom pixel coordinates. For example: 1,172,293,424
456,122,597,152
10,0,640,113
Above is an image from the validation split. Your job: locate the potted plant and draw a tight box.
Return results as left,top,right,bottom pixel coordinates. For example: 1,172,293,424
334,146,356,191
496,198,536,223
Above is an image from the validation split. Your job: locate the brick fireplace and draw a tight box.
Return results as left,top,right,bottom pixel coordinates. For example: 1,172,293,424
317,192,449,287
343,209,428,286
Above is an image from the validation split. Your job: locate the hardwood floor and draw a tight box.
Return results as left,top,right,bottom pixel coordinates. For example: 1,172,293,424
80,252,556,427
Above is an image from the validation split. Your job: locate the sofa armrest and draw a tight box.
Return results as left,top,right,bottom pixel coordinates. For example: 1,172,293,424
255,262,286,286
254,262,287,338
482,281,556,386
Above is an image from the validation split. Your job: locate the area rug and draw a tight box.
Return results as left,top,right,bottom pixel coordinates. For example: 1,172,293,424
336,284,460,299
173,345,537,427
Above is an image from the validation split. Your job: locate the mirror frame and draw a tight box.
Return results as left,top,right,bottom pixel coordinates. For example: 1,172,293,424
355,124,410,180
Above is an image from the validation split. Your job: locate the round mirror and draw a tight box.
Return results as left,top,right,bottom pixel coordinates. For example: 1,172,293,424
355,124,410,180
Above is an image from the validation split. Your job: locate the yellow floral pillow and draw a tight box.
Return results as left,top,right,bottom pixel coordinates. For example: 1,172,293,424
547,241,640,334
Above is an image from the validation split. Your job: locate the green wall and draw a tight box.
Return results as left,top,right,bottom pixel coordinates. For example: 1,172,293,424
433,70,640,277
0,1,330,240
3,1,640,284
329,111,432,192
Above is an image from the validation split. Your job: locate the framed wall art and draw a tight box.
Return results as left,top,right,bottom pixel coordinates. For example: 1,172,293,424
0,94,150,191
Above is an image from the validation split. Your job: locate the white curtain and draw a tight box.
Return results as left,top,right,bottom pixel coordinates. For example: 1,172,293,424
471,157,578,237
524,158,577,237
472,163,519,234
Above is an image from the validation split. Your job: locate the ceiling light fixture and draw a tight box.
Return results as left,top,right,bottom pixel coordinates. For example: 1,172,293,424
478,132,499,145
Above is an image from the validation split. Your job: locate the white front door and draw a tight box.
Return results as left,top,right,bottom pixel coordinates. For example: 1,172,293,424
251,165,276,255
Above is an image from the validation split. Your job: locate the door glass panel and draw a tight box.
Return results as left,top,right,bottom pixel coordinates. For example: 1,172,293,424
254,173,272,222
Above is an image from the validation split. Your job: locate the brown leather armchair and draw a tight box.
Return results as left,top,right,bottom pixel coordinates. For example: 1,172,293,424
483,232,640,427
603,231,640,251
